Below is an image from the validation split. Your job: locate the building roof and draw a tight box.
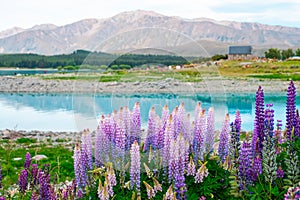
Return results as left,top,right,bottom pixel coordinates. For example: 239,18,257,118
228,46,252,55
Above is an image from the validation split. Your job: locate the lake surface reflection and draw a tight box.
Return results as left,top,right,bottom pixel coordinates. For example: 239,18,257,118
0,92,295,132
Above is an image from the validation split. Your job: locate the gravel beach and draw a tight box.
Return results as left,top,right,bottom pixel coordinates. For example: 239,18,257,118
0,76,298,94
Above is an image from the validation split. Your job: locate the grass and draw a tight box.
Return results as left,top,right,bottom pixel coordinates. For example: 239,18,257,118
0,139,74,188
38,60,300,82
248,73,300,81
217,60,300,79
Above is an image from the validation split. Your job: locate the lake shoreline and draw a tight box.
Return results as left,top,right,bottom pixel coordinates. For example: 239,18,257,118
0,76,298,94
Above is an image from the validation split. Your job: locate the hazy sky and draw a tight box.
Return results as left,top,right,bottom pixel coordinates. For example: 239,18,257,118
1,0,300,31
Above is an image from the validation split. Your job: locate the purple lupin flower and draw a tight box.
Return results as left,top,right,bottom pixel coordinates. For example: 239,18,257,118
238,135,253,190
193,110,206,162
265,104,275,137
286,80,296,140
38,170,55,199
161,104,169,131
24,152,31,170
194,102,202,122
0,165,2,189
31,164,39,186
131,102,141,144
277,166,284,178
74,143,87,188
144,107,157,151
30,192,39,200
251,155,262,181
130,140,140,192
229,111,242,171
163,115,174,176
295,109,300,138
18,169,28,193
218,114,230,163
168,139,176,183
123,106,132,150
174,134,187,199
177,102,186,138
252,86,265,156
156,118,165,150
81,129,93,170
205,107,215,155
262,104,277,183
95,125,103,168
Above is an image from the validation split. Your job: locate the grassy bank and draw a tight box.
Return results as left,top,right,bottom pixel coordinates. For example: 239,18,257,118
0,137,74,188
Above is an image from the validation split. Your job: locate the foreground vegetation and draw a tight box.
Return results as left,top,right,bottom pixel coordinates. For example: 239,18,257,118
0,81,300,199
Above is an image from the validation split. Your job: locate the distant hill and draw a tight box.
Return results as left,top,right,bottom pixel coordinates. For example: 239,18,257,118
1,10,300,56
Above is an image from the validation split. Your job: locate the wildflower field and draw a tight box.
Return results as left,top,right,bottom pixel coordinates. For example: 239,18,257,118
0,81,300,200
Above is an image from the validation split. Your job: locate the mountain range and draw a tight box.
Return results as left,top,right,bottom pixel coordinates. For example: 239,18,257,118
1,10,300,56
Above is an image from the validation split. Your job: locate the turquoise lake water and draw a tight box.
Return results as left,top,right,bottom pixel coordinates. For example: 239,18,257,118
0,92,297,132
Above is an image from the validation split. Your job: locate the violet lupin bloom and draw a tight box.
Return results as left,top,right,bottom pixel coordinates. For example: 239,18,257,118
168,139,176,183
24,152,31,169
194,102,202,122
295,109,300,138
193,110,206,162
229,114,241,171
131,102,141,144
81,129,93,170
218,114,230,163
74,143,87,188
238,135,253,190
161,104,169,131
277,166,284,178
286,80,296,140
251,155,262,181
31,164,38,186
262,104,277,183
174,134,187,199
144,107,157,151
95,125,103,168
18,169,28,193
205,107,215,155
252,86,265,156
130,140,141,192
0,165,2,189
163,115,174,176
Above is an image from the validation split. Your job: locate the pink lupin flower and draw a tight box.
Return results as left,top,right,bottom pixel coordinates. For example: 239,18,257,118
152,177,162,193
164,185,176,200
195,162,209,183
187,156,196,176
143,181,155,199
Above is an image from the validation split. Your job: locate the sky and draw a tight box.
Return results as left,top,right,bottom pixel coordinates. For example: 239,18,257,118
1,0,300,31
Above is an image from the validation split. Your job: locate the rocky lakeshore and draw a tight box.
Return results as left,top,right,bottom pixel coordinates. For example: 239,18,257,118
0,76,298,93
0,129,85,142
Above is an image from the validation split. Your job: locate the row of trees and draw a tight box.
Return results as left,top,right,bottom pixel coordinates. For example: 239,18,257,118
264,48,300,60
0,50,189,69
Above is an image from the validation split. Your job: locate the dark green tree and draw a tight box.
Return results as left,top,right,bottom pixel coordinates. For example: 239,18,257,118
281,48,294,60
211,54,228,61
295,48,300,56
264,48,281,59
